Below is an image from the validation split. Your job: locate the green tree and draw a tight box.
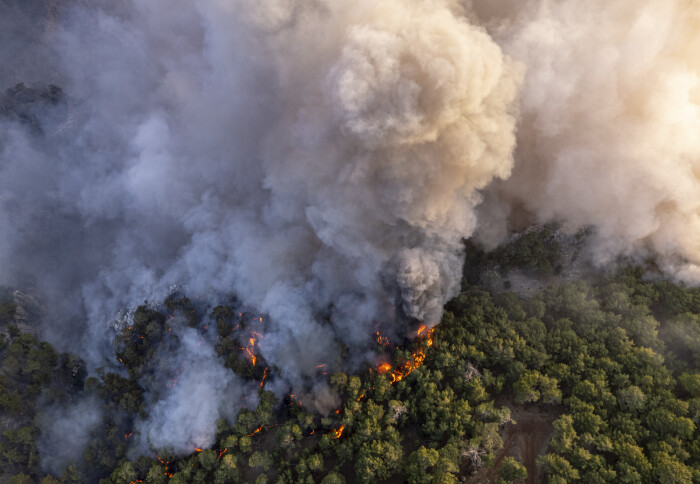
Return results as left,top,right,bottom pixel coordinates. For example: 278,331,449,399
498,456,527,483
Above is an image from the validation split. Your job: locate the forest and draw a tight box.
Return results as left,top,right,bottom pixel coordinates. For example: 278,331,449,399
3,229,700,483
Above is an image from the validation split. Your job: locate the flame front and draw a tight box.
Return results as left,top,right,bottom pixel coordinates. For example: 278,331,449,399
259,366,269,389
376,327,434,385
376,331,390,347
331,425,344,439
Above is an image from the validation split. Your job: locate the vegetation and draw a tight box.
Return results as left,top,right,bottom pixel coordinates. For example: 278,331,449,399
4,231,700,482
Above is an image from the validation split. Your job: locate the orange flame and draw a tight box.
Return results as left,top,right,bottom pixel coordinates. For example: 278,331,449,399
331,425,344,439
259,367,269,389
247,424,277,437
194,448,203,453
377,327,434,385
244,346,257,366
376,331,390,347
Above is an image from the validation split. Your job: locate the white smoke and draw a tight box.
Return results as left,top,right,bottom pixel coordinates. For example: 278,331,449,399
0,0,520,460
5,0,700,465
470,0,700,281
37,397,103,474
134,328,254,454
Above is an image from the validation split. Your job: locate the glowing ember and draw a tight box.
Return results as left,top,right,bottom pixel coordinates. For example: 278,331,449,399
244,346,257,366
331,425,344,439
259,367,269,389
247,424,277,437
194,448,203,453
376,331,390,347
377,327,434,385
242,330,265,366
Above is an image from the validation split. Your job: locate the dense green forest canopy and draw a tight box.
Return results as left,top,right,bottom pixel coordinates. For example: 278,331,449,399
3,230,700,483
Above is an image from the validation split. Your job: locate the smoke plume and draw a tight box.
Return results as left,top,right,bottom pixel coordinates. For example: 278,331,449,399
470,0,700,281
0,0,519,459
2,0,700,464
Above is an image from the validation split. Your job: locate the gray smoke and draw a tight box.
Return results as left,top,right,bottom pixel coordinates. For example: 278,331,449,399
0,0,520,461
4,0,700,466
469,0,700,281
133,327,255,454
37,397,103,474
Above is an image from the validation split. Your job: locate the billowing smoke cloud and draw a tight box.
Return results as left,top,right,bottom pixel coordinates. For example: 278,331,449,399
134,327,254,454
470,0,700,281
0,0,519,460
5,0,700,466
37,397,103,474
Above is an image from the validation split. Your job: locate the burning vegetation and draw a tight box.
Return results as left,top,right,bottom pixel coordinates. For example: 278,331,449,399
374,325,435,385
11,263,700,483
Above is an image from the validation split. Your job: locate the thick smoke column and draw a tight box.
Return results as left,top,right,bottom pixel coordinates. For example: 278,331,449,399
7,0,700,463
0,0,519,457
471,0,700,280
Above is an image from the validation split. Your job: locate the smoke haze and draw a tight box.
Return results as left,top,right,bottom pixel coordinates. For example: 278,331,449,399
470,0,700,281
1,0,699,462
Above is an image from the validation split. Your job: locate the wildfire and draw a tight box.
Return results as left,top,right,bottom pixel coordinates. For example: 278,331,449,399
166,366,184,389
243,340,257,366
242,330,264,366
259,367,269,389
331,425,344,439
248,424,277,437
376,331,391,347
153,454,175,479
218,448,228,459
194,448,203,453
124,432,133,440
376,326,434,385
